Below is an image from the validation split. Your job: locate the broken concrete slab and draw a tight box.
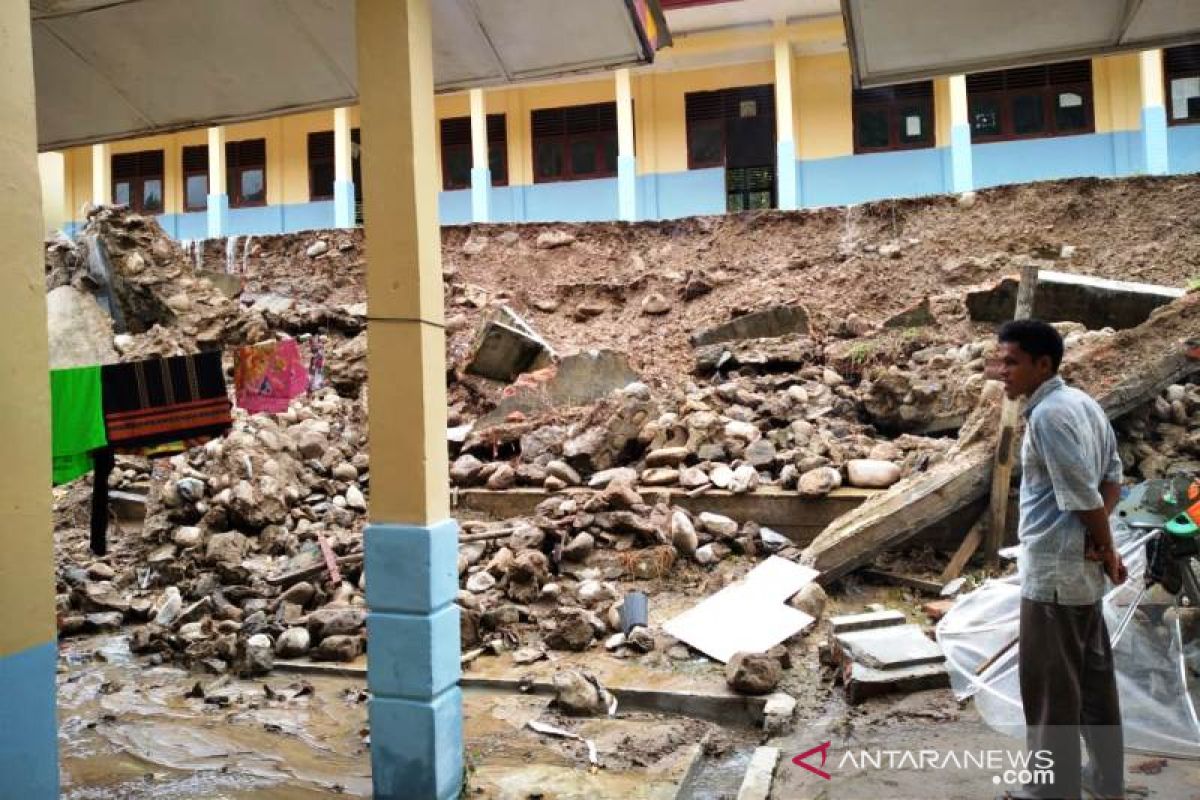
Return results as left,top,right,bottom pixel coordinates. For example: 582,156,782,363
967,269,1185,331
834,624,944,670
479,349,641,425
46,285,118,369
689,305,809,348
736,746,780,800
693,333,824,374
843,660,950,704
829,609,907,634
465,306,555,382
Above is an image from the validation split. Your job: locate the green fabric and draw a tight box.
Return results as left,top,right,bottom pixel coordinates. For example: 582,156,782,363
50,366,107,485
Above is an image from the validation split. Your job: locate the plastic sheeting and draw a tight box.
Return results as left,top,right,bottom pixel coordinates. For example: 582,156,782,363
936,521,1200,758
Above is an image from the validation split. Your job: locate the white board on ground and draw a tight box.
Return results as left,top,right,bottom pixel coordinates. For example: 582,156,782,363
662,556,818,663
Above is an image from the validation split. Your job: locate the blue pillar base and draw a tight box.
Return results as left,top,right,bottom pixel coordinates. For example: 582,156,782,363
206,193,229,239
1141,105,1169,176
0,641,59,798
334,180,357,228
950,123,974,193
365,519,462,800
470,168,491,223
776,139,798,210
618,154,637,221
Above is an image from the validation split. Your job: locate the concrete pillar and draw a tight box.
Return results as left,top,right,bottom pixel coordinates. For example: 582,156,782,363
91,142,110,205
469,88,490,223
1139,49,1169,175
948,74,974,193
0,3,61,797
334,106,357,227
616,68,637,221
207,125,229,238
357,2,461,798
773,34,799,210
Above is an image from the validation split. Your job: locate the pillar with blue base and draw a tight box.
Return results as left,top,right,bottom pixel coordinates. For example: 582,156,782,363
366,520,462,800
947,75,974,193
206,193,229,238
1139,50,1169,175
0,2,61,795
470,167,491,223
618,155,637,222
356,2,463,798
335,179,357,227
776,139,798,210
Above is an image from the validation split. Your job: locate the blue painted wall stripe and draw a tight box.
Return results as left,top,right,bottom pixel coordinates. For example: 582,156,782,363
800,146,949,207
950,124,973,193
0,640,59,799
1168,124,1200,175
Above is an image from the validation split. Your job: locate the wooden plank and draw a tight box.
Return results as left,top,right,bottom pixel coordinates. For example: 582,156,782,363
939,516,984,583
801,292,1200,584
985,263,1039,563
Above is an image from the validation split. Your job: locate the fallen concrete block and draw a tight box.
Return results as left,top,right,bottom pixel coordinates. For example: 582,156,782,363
833,623,944,670
479,349,640,425
736,746,781,800
967,269,1184,331
690,305,809,348
829,609,906,634
843,660,949,704
465,306,554,382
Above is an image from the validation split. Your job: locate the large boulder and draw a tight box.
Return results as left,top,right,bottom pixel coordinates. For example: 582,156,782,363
725,651,782,695
46,285,118,369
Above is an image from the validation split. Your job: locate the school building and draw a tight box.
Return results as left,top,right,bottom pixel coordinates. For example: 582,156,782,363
38,4,1200,240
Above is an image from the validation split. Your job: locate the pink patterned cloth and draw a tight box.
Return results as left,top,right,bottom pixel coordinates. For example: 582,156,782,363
234,338,309,413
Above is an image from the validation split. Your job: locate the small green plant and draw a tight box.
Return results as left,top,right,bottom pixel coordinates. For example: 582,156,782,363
846,342,875,365
1188,276,1200,291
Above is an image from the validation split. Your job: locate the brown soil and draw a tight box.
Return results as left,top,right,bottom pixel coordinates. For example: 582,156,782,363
208,174,1200,390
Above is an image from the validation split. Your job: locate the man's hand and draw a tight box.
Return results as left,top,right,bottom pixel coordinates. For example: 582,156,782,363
1085,540,1128,584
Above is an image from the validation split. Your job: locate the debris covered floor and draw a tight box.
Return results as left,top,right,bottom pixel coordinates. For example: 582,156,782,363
50,174,1200,798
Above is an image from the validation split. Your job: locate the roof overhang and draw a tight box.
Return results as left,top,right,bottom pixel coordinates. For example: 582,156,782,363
31,0,670,151
843,0,1200,87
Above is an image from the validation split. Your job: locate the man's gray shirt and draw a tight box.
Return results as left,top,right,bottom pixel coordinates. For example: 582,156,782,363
1017,375,1122,605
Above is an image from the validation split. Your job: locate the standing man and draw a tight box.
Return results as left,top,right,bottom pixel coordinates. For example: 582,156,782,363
997,319,1126,800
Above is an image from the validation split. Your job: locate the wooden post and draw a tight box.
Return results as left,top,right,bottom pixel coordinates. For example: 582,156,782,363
984,263,1039,564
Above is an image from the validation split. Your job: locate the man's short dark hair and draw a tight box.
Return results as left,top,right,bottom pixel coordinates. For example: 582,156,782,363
997,319,1064,371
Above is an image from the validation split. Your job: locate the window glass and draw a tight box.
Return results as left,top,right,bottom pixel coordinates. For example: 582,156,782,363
570,139,597,176
969,97,1002,137
113,181,131,206
185,174,208,210
1054,91,1087,131
1012,93,1045,135
898,106,929,145
1170,77,1200,121
443,148,470,190
688,120,723,166
142,179,163,213
310,163,335,199
856,108,890,148
534,140,563,180
241,168,265,204
488,143,507,184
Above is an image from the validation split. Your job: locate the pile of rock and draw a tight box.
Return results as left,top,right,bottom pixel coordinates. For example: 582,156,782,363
55,387,371,673
1115,381,1200,480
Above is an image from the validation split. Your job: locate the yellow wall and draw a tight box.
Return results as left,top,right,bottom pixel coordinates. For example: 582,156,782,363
38,152,66,234
795,51,853,160
1093,52,1142,133
50,47,1159,225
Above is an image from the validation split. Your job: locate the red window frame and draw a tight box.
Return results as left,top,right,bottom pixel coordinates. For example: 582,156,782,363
439,114,509,190
1164,45,1200,126
531,103,620,184
226,138,267,208
111,150,165,214
966,61,1095,143
684,85,776,170
851,81,935,154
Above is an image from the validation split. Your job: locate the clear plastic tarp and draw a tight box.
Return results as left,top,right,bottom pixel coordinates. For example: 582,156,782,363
936,521,1200,758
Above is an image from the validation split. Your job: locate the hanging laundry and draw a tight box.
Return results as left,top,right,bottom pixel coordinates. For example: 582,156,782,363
306,334,327,392
101,350,232,449
50,365,107,485
234,338,310,413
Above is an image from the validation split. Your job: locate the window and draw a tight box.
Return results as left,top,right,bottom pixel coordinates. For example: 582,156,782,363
226,138,267,208
111,150,164,214
531,103,619,183
1165,45,1200,125
439,114,508,190
684,85,776,170
182,145,208,211
967,61,1094,142
307,129,363,202
852,81,935,153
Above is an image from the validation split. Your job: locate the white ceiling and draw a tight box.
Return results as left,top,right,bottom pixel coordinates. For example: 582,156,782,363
844,0,1200,87
31,0,657,151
